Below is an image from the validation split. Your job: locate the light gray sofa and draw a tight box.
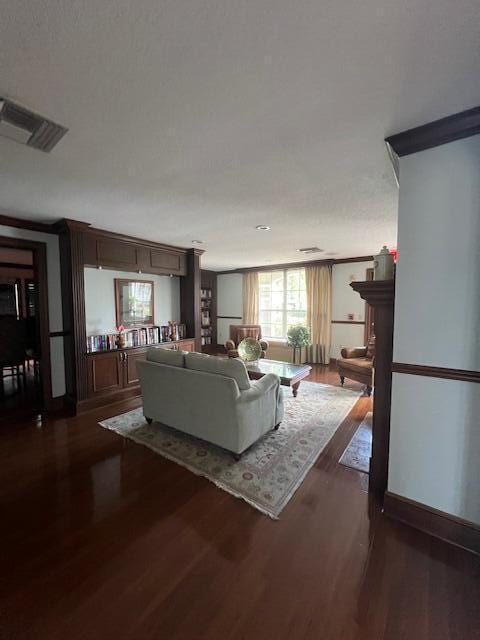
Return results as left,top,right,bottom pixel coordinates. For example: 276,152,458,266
137,349,284,459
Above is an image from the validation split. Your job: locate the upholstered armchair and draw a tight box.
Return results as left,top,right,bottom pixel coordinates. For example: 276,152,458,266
337,335,375,396
225,324,269,359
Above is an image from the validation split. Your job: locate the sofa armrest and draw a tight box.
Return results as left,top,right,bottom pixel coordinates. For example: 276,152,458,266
225,339,236,351
340,346,367,359
250,373,279,393
239,373,280,403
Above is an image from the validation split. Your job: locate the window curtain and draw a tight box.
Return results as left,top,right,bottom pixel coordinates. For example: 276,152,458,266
242,272,259,324
306,264,332,364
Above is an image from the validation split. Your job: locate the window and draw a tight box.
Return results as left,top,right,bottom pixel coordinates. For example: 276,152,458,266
259,269,307,339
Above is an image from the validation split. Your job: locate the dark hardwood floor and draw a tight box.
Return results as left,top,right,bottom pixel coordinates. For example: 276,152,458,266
1,365,479,640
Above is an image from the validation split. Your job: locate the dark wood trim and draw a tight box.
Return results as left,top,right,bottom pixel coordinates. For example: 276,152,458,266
331,320,365,325
0,214,58,235
332,255,374,265
0,234,53,412
83,223,203,255
385,106,480,157
77,386,142,414
384,492,480,556
216,255,373,275
0,261,34,270
180,249,202,352
57,219,88,406
392,362,480,384
49,330,69,338
217,315,243,320
350,280,395,496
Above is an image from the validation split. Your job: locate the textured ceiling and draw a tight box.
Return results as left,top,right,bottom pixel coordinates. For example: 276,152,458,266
0,0,479,270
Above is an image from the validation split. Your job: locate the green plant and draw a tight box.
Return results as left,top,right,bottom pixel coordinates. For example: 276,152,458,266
286,324,311,363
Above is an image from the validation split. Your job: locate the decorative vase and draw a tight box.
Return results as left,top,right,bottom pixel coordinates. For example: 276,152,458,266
373,246,395,280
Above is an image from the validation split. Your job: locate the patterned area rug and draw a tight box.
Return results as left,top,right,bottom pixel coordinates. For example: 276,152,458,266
99,381,360,519
339,412,372,473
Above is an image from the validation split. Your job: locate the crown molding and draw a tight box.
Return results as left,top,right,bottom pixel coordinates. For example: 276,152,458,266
385,106,480,157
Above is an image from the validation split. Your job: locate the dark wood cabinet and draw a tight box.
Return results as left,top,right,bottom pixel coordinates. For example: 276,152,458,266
85,339,197,409
123,348,148,387
96,239,140,269
87,351,123,396
148,248,187,276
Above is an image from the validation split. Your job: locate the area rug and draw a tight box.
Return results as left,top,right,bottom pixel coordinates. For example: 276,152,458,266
339,412,372,473
99,381,360,519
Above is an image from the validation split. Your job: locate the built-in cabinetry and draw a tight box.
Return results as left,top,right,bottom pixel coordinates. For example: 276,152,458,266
57,218,203,414
83,235,187,276
200,270,217,354
86,339,196,406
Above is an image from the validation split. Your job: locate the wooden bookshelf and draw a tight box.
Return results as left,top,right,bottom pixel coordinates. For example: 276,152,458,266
200,270,217,353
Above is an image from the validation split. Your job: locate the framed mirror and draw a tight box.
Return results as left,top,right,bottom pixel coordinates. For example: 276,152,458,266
115,279,154,327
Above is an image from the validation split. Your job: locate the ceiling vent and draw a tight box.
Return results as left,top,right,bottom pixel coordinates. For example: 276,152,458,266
297,247,323,255
0,98,68,152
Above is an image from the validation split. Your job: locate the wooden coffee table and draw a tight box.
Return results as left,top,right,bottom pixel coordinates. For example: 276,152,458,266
243,358,312,397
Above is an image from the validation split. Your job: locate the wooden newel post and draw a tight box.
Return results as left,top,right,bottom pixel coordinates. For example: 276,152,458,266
350,280,395,496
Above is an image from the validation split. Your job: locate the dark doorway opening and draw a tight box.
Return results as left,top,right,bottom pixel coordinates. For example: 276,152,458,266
0,236,51,420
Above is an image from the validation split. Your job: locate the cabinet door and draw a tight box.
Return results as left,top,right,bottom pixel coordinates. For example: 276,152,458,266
88,351,123,396
149,248,187,276
124,349,148,387
96,239,139,269
178,339,196,352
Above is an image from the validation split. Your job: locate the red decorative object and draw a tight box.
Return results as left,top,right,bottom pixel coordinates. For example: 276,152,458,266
389,248,398,263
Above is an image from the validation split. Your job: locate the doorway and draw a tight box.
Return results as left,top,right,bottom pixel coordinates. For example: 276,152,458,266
0,236,51,419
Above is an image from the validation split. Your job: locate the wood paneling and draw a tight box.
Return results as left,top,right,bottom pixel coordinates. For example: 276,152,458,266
123,348,147,387
392,362,480,384
149,248,186,275
180,249,202,352
384,492,480,556
96,239,139,269
351,279,395,495
87,351,123,395
385,105,480,157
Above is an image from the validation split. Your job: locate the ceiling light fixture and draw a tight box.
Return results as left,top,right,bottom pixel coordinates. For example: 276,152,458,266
256,225,270,231
191,240,203,244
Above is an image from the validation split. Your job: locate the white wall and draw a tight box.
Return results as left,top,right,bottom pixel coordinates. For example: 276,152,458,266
389,136,480,524
331,261,372,359
84,268,180,334
0,224,65,397
216,273,243,345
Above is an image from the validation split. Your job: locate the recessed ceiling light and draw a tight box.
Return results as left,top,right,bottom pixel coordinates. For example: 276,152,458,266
191,240,203,244
256,225,270,231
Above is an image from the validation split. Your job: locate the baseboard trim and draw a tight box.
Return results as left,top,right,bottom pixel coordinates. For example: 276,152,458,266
384,491,480,556
77,387,142,414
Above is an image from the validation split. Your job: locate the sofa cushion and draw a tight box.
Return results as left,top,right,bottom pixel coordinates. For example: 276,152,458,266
147,347,186,368
185,352,251,390
337,357,373,375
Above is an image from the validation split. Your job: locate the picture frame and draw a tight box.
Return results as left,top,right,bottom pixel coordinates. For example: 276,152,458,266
115,279,154,328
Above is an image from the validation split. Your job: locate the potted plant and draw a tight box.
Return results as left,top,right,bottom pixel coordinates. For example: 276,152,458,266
287,324,311,364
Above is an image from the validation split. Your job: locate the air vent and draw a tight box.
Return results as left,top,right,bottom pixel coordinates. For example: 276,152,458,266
0,98,68,152
297,247,323,255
